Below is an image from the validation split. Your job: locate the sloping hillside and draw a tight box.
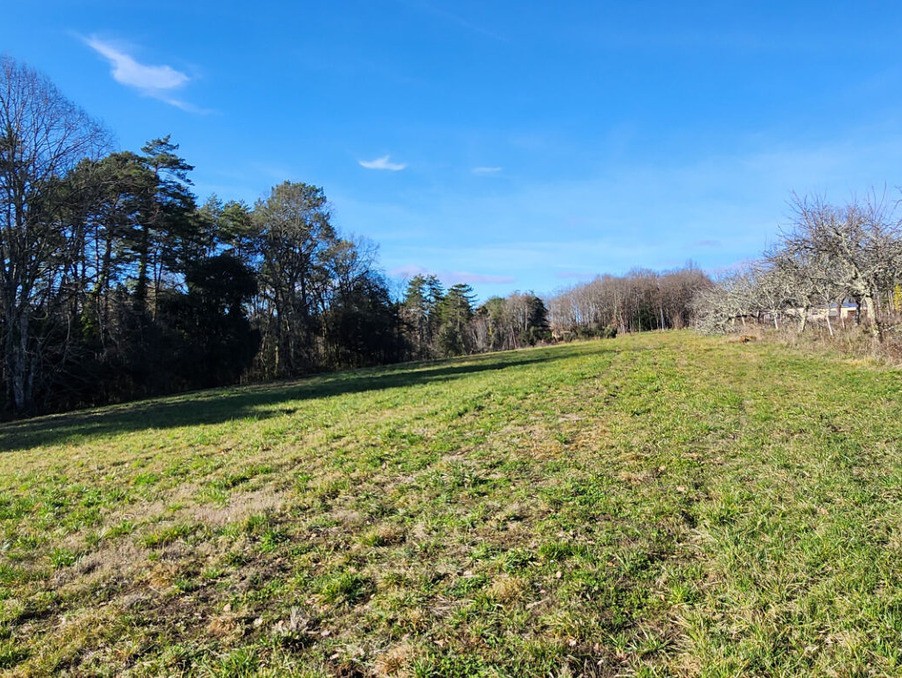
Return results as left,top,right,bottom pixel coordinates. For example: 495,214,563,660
1,332,900,676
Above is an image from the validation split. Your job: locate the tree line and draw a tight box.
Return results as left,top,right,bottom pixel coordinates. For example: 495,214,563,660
546,266,713,340
0,56,558,416
399,275,550,359
693,193,902,342
1,55,724,417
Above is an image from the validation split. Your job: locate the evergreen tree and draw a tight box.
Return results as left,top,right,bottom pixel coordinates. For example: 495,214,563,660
400,274,444,359
437,283,476,357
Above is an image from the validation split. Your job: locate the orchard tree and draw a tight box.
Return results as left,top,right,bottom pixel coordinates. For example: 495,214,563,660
781,194,902,342
766,243,843,334
692,266,762,333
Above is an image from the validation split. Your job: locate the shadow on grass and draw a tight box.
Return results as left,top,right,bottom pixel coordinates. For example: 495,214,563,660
0,346,575,453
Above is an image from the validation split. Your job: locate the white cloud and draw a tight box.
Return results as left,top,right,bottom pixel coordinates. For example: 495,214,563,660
341,127,902,297
390,264,430,278
389,265,515,287
448,271,515,285
555,270,596,281
358,155,407,171
85,36,200,110
472,166,502,175
693,239,723,248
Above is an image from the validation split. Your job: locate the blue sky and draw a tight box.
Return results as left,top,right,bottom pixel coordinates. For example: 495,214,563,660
5,1,902,299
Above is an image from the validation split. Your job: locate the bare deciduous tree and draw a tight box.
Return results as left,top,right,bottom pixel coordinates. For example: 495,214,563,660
782,193,902,342
692,265,762,333
0,56,109,412
549,266,710,338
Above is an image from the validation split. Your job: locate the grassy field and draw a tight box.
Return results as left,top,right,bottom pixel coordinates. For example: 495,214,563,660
1,332,900,677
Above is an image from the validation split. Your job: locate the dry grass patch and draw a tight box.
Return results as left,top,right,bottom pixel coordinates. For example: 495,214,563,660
373,640,418,676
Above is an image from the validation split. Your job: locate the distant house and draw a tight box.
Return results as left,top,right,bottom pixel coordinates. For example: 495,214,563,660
794,300,864,322
829,301,864,321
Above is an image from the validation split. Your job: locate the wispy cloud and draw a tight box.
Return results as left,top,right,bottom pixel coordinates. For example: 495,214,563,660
389,265,514,287
472,166,502,175
449,271,516,285
555,270,596,281
341,127,902,297
390,264,430,278
399,1,507,42
84,36,203,112
359,155,407,171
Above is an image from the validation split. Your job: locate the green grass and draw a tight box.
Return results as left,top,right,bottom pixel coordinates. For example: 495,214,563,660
0,331,900,676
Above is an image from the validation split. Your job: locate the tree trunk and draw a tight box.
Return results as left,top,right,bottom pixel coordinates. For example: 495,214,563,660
5,309,32,412
863,295,883,343
799,305,808,333
135,222,149,311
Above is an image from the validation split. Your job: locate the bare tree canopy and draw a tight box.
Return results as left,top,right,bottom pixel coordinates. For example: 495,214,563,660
694,192,902,342
547,265,712,339
0,55,110,412
782,193,902,341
